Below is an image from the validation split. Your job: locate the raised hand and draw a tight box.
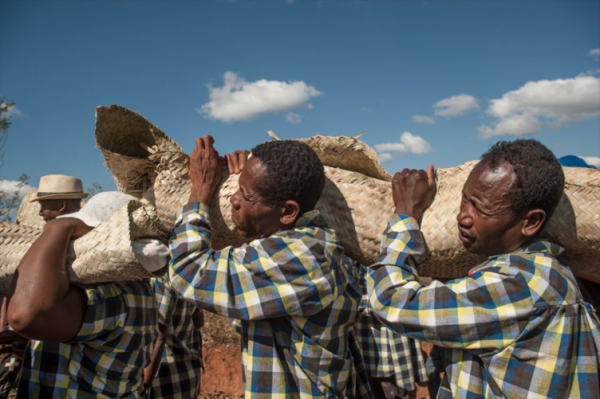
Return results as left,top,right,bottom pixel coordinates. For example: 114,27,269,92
392,164,436,223
188,135,223,205
225,150,250,175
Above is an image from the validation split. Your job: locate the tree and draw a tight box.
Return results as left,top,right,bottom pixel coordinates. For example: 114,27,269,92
0,98,27,222
0,98,16,169
0,173,30,222
86,182,104,197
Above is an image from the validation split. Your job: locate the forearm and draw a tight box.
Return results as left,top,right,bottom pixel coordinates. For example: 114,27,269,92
143,326,167,393
368,216,533,348
7,222,86,341
169,205,338,320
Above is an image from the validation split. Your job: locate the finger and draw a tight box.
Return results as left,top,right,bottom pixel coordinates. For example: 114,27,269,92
237,151,248,173
225,153,234,173
426,164,436,186
195,137,204,150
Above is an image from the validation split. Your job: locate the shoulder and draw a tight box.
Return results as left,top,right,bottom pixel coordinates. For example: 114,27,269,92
474,244,581,306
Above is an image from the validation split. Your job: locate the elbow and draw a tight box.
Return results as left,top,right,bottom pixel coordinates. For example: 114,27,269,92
7,306,39,338
7,300,49,339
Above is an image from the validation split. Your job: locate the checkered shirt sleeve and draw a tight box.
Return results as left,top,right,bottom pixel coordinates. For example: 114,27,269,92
367,214,600,399
149,276,202,399
169,202,373,398
18,280,158,398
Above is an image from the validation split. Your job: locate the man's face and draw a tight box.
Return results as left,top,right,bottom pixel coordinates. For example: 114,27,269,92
230,157,284,238
457,161,525,256
39,199,65,222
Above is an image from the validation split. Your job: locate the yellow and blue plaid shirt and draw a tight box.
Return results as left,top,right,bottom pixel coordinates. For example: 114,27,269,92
17,280,158,398
356,265,428,392
147,275,202,399
169,203,373,398
367,214,600,399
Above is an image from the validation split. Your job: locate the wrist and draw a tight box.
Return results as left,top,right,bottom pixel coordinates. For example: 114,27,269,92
188,185,213,205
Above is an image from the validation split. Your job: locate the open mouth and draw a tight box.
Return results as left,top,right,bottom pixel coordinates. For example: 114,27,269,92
458,228,474,243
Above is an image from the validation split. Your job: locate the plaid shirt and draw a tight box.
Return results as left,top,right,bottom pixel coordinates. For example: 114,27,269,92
356,265,427,391
148,276,202,399
18,280,158,399
169,203,373,398
367,214,600,399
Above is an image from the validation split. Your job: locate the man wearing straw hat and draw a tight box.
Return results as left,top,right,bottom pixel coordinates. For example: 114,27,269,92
5,190,158,398
367,139,600,398
169,136,372,398
29,174,89,221
0,174,90,398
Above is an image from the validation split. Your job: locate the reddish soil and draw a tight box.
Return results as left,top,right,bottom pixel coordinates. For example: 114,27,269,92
198,312,243,398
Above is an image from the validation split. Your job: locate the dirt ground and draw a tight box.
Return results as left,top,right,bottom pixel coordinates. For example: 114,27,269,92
198,312,244,398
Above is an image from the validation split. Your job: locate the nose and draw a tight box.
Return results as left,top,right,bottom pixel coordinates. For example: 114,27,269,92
457,200,473,228
230,190,241,210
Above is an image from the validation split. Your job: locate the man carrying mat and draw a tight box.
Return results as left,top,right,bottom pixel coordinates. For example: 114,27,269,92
367,139,600,398
169,136,372,398
6,188,158,398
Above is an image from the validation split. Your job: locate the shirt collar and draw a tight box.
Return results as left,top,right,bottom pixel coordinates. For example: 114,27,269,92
294,209,325,229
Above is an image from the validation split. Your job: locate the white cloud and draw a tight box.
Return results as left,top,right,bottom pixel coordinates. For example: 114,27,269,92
378,153,393,162
0,102,23,118
199,72,322,123
412,115,435,124
479,75,600,139
580,156,600,168
478,114,541,139
286,112,302,123
588,48,600,60
374,132,433,162
0,179,34,199
434,94,479,117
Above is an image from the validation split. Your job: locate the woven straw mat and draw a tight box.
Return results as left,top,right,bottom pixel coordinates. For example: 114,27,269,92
16,189,45,229
95,104,182,198
97,105,600,282
0,200,169,296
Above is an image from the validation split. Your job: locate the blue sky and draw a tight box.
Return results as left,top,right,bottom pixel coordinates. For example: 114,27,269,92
1,0,599,202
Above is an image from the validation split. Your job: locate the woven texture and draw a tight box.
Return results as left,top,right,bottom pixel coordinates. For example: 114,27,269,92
0,223,42,295
91,105,596,283
95,105,182,198
16,189,45,229
0,200,168,295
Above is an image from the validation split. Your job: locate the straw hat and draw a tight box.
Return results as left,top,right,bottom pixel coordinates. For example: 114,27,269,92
29,175,88,202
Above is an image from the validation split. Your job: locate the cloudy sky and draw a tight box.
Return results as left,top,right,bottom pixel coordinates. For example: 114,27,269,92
1,0,599,202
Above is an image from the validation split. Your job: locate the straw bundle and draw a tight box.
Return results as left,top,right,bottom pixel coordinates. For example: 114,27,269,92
97,106,600,282
95,105,182,197
0,199,168,296
16,189,45,229
0,223,42,295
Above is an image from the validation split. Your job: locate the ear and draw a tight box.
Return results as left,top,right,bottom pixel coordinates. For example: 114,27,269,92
521,209,546,237
280,200,301,227
59,200,68,213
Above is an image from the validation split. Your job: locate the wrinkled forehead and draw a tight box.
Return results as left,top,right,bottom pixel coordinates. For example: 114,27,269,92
238,157,268,191
465,160,516,194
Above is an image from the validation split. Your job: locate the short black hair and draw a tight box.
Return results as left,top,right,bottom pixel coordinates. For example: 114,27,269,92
481,139,565,221
251,140,325,216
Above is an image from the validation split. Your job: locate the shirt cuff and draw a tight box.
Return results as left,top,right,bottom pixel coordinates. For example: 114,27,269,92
176,202,210,224
387,214,420,234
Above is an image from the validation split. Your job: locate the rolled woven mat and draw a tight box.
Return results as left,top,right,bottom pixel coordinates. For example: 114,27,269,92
16,189,45,229
95,105,182,197
97,106,600,282
0,200,169,296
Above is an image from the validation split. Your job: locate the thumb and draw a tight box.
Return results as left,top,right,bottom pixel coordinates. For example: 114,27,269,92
426,164,436,187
